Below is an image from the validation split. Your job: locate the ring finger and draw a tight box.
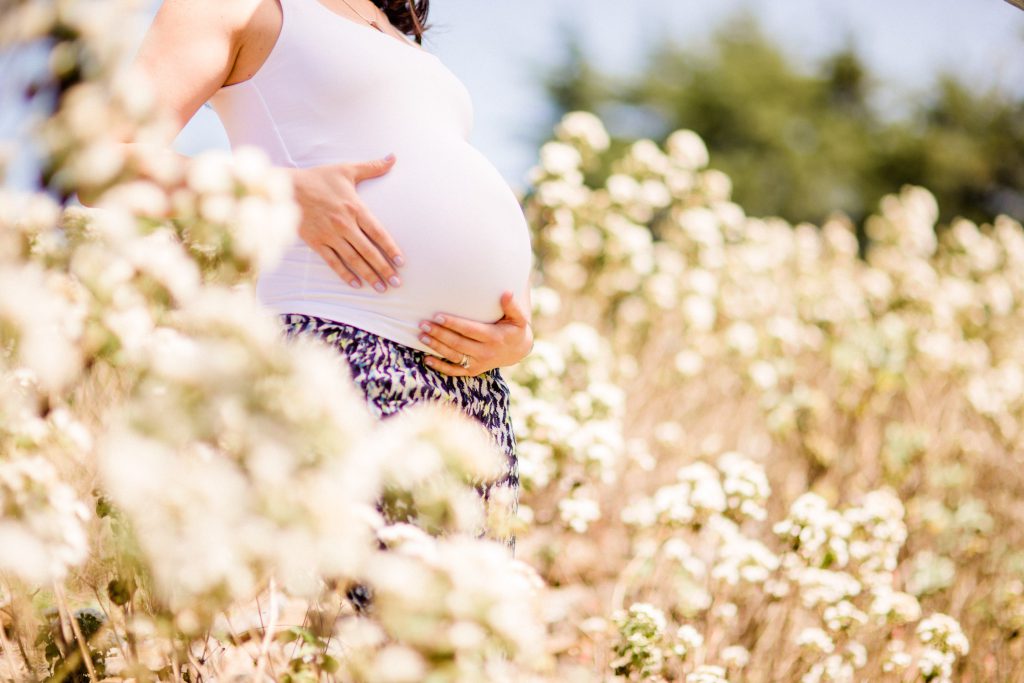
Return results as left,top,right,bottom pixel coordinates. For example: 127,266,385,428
419,323,485,358
418,331,467,365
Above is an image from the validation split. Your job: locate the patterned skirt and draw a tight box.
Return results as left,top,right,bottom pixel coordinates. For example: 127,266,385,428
278,313,519,556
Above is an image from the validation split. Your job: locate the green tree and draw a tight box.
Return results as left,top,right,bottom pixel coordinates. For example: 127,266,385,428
533,12,1024,231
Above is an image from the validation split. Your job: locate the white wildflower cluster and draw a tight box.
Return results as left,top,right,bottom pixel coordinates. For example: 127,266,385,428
372,401,512,538
609,602,741,681
904,549,957,596
720,644,749,669
557,489,602,533
843,488,908,583
709,516,780,587
527,138,590,208
768,491,968,680
774,492,856,570
347,526,552,680
530,113,1024,468
865,185,939,261
165,145,301,279
610,454,781,650
622,450,769,530
800,650,857,683
606,140,675,225
97,289,383,612
717,450,771,522
686,664,730,683
0,188,94,591
773,489,909,599
0,455,90,584
526,114,735,354
35,34,171,201
915,613,969,682
517,109,1008,678
506,321,626,532
552,110,610,174
881,639,913,674
666,129,710,171
607,456,775,677
0,191,87,393
797,627,835,655
608,603,671,678
868,584,921,624
672,623,705,659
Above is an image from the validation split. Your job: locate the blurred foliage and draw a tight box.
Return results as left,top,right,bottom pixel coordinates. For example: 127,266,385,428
533,13,1024,234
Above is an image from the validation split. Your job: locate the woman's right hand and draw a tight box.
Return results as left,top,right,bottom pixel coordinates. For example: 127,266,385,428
288,153,404,293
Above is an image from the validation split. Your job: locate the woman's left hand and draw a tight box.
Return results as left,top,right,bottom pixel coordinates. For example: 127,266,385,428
418,290,533,376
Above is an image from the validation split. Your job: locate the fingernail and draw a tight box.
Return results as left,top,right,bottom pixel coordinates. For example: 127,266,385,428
393,255,405,267
350,279,361,288
433,314,445,323
419,334,430,344
419,322,431,332
374,282,386,293
384,153,395,161
389,275,401,287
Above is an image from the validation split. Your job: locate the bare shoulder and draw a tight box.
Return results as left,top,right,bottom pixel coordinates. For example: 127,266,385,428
149,0,261,39
134,0,271,134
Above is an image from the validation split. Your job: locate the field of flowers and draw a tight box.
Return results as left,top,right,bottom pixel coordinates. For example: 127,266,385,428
1,1,1023,681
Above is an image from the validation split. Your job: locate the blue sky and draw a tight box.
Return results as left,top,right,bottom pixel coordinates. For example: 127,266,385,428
3,0,1023,194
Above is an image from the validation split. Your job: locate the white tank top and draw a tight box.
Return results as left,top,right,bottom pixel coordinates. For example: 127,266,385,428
207,0,534,357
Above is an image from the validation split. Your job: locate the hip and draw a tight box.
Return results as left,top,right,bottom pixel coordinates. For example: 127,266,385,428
278,313,514,435
280,312,520,552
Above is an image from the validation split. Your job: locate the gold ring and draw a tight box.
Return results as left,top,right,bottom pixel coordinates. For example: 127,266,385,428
459,353,471,368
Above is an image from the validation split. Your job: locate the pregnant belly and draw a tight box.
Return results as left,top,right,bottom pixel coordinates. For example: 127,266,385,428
355,140,534,320
257,140,534,342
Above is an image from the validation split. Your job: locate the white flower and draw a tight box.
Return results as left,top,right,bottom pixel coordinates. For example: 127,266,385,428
675,623,704,655
187,148,235,195
881,639,913,672
555,110,610,151
868,585,921,623
607,173,642,204
686,664,729,683
368,645,427,683
721,645,749,668
0,264,84,392
538,140,582,177
674,349,706,376
793,568,862,608
0,456,90,584
558,493,601,533
666,129,710,170
916,612,969,657
796,627,835,654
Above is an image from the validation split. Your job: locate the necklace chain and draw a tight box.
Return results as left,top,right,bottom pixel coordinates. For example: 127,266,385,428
336,0,385,30
329,0,427,54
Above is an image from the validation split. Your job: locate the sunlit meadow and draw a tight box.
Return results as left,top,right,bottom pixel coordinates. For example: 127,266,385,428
1,1,1022,681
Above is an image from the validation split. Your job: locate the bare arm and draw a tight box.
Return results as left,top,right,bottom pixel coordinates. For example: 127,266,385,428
133,0,248,139
82,0,406,292
75,0,252,203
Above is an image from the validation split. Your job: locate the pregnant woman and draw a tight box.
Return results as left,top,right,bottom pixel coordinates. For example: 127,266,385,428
131,0,535,553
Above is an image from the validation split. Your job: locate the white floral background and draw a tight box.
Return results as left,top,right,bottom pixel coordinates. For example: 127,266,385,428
0,1,1022,681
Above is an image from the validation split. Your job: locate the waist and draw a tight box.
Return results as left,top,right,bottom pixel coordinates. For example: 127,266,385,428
258,228,531,316
257,230,532,357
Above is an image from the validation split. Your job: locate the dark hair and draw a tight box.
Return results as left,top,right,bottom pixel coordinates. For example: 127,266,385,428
373,0,431,44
